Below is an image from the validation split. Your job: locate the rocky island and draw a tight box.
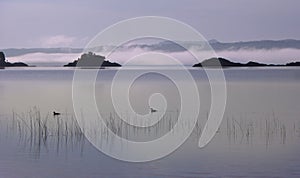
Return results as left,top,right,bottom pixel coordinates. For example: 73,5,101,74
64,52,121,68
0,51,28,68
193,57,300,68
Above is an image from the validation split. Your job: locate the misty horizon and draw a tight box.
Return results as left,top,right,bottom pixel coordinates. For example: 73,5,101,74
3,39,300,66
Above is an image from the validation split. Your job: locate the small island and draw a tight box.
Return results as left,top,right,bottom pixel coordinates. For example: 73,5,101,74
193,57,300,68
0,51,28,68
64,52,121,68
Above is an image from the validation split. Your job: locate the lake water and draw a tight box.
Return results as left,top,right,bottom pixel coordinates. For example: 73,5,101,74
0,67,300,177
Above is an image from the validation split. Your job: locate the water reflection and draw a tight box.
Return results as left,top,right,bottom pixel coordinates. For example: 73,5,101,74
1,68,300,177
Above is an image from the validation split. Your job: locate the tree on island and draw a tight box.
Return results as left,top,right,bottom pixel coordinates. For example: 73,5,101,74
64,52,121,67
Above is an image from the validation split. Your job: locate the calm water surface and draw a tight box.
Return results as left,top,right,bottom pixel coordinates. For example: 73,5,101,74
0,67,300,177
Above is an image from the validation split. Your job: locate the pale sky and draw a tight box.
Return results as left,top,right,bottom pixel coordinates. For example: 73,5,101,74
1,0,300,48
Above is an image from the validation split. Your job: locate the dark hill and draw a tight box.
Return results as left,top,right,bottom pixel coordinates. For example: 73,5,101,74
193,57,243,67
286,62,300,66
64,52,121,67
207,57,241,67
193,57,300,68
0,51,28,68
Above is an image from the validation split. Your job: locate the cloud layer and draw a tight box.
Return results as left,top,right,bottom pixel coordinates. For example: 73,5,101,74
8,53,81,66
39,35,89,48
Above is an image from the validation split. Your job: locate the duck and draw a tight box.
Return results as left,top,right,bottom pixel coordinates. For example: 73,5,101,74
53,111,61,116
150,108,157,113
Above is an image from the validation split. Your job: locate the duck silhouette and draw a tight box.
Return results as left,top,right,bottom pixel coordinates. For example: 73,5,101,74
150,108,157,113
53,111,61,116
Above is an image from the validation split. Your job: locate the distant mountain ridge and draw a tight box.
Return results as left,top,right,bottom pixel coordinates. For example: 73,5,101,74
210,39,300,51
2,39,300,57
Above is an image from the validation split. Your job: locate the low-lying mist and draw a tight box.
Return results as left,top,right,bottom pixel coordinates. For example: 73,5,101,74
6,48,300,67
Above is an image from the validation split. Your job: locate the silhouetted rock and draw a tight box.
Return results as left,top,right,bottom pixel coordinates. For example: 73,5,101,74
193,57,243,67
0,51,29,68
64,52,121,67
0,52,6,67
286,61,300,66
193,57,300,68
5,62,28,67
245,61,268,66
